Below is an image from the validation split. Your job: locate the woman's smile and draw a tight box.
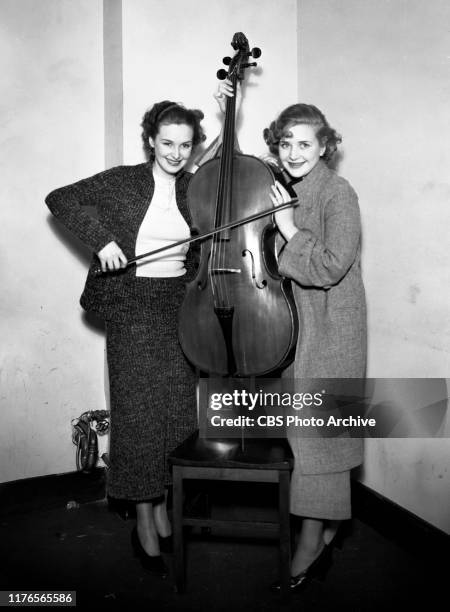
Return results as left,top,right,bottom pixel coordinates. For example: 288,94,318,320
287,160,306,168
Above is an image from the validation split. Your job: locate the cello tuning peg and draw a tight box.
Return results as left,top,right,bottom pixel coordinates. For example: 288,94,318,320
223,56,232,65
217,69,228,80
251,47,262,58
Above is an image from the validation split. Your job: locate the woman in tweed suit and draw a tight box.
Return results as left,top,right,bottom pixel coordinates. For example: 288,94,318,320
266,104,366,590
46,102,206,576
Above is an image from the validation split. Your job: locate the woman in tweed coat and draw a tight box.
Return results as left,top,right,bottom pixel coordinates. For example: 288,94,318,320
46,101,206,576
266,103,366,590
216,82,366,588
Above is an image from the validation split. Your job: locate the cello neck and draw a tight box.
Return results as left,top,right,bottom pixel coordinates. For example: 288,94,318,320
214,33,255,234
215,72,238,233
223,71,238,154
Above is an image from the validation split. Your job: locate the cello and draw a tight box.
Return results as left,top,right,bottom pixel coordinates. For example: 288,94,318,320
178,32,298,376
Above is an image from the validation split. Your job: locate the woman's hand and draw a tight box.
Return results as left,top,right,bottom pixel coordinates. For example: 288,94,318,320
97,241,128,272
270,181,298,242
261,154,282,171
213,78,242,115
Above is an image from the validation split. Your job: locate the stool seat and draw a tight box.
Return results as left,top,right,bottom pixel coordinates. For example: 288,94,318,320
170,431,293,469
169,430,294,599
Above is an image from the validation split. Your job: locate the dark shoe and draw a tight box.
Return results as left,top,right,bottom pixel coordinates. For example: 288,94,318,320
158,534,173,554
131,527,168,577
271,543,333,592
331,525,345,550
324,522,345,550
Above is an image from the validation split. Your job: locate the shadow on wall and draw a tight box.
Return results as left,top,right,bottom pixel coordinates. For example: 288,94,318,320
46,212,92,267
328,149,344,172
82,311,105,336
46,212,105,336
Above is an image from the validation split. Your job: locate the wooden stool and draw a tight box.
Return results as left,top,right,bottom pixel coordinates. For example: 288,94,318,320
169,430,293,599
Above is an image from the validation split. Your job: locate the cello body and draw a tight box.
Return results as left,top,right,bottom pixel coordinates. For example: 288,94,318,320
178,153,298,376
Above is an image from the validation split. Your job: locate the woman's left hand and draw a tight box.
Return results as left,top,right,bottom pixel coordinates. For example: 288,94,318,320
271,181,298,241
213,78,242,115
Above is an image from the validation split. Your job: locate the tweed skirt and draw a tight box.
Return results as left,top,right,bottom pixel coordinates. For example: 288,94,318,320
105,277,197,501
287,435,351,520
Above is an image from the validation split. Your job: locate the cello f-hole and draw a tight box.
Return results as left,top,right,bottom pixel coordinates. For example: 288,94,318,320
242,249,267,289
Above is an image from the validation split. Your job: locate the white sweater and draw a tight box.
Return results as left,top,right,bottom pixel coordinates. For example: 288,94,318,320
135,172,190,277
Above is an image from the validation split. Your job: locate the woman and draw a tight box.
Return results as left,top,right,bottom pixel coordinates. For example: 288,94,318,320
46,101,206,577
216,82,366,590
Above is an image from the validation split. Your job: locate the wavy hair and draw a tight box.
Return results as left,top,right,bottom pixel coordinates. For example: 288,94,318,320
141,101,206,160
263,104,341,163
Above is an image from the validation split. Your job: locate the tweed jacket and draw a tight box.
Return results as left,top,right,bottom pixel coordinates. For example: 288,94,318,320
45,163,195,321
278,160,366,474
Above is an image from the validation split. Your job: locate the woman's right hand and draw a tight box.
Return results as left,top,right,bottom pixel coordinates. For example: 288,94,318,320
97,241,128,272
271,182,298,242
213,79,242,114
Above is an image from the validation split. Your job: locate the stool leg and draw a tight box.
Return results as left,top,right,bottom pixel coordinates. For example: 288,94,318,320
278,470,291,600
201,488,212,535
173,466,185,593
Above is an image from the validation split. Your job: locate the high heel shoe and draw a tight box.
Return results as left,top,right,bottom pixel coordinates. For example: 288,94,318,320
271,542,333,592
131,527,168,577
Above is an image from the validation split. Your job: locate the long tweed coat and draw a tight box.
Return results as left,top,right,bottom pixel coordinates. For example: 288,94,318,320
278,159,366,475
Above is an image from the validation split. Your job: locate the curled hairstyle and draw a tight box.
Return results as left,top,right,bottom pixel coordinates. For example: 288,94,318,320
141,101,206,160
263,104,342,163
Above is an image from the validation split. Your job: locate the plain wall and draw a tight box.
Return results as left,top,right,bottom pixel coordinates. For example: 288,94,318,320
121,0,298,164
298,0,450,532
0,0,106,481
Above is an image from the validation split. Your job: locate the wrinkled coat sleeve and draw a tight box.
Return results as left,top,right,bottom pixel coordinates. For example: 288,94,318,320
45,168,120,254
278,181,361,288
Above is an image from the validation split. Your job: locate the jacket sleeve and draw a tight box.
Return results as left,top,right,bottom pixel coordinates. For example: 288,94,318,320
45,168,120,254
193,131,242,169
278,181,361,288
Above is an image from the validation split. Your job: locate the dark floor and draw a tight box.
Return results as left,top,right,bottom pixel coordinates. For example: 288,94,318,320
0,478,446,611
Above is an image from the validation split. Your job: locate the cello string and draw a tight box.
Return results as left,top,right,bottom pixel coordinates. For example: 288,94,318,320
210,82,228,309
210,58,241,311
210,166,222,307
212,83,232,308
214,66,235,310
220,86,231,308
220,68,238,310
209,132,219,306
213,89,229,308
